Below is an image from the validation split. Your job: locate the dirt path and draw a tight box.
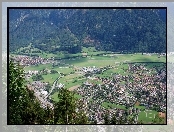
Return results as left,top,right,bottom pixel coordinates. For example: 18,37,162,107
68,85,81,91
135,101,140,106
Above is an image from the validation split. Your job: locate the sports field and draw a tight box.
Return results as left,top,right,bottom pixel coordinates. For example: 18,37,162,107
138,110,158,123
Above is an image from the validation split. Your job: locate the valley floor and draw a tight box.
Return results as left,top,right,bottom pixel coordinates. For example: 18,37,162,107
10,52,166,124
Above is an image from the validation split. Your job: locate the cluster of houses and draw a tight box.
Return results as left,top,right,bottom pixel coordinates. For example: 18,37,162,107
81,66,100,73
73,63,166,124
127,64,166,111
12,54,167,124
27,70,39,75
76,95,139,124
74,66,101,74
143,53,166,56
27,84,53,109
31,81,48,90
75,81,138,124
11,55,54,66
25,68,53,79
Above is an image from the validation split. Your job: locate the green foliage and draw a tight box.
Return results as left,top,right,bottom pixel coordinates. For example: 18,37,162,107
9,60,27,124
8,60,53,124
53,88,88,124
73,111,88,124
53,88,76,124
32,74,44,81
50,69,58,74
104,112,110,124
45,83,51,93
10,9,166,54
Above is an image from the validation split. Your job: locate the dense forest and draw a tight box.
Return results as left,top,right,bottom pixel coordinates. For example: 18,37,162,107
9,9,166,54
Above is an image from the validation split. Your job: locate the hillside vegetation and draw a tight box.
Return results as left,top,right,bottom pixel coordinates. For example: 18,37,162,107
9,9,166,54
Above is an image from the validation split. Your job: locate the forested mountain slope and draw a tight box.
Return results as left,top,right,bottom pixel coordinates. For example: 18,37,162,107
9,9,166,54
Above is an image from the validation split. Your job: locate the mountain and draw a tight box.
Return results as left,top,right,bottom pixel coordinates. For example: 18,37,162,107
9,9,166,54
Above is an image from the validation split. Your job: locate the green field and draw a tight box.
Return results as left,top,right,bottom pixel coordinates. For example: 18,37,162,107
24,64,52,71
51,92,60,102
96,63,130,78
102,102,127,110
42,74,59,84
29,73,59,84
74,94,82,99
24,53,166,89
59,76,85,89
138,110,158,123
134,105,146,109
61,53,165,67
23,52,165,71
88,79,103,85
102,101,160,123
24,53,166,91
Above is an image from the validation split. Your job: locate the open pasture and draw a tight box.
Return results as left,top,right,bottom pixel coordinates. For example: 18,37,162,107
59,76,86,89
138,110,158,123
53,67,74,74
24,63,52,71
62,53,165,67
42,74,60,84
25,53,166,88
102,102,127,110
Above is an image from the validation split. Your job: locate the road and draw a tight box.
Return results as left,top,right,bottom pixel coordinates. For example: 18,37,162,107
27,71,62,109
44,71,62,99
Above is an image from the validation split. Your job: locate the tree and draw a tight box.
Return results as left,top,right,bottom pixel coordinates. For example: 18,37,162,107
10,9,166,53
50,69,58,74
8,60,51,124
45,83,51,92
73,110,88,124
104,112,110,124
9,60,27,124
53,88,88,124
32,74,44,81
110,115,117,124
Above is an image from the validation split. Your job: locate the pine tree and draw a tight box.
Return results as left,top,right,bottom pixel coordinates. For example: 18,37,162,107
53,88,88,124
104,112,110,124
9,60,27,124
9,60,50,124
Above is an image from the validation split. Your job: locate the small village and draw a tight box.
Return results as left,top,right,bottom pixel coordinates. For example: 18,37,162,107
11,55,55,66
7,7,169,127
74,63,166,124
10,54,166,124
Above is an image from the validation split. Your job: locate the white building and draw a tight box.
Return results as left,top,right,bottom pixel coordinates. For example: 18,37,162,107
41,90,48,96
